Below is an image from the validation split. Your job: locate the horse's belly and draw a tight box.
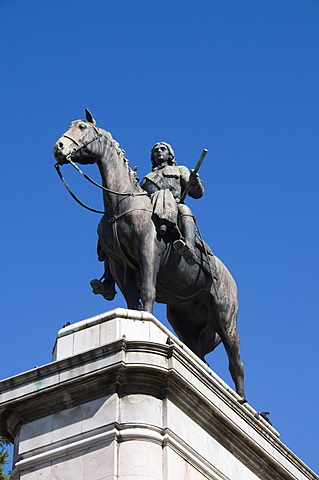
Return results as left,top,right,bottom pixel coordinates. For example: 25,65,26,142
156,263,210,303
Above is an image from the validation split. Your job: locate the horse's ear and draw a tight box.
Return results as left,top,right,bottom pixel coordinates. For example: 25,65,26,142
85,109,96,126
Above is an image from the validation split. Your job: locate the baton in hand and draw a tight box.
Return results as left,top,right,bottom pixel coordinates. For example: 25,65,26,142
179,149,208,204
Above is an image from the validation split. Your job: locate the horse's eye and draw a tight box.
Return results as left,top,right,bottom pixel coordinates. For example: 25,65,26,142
79,124,86,130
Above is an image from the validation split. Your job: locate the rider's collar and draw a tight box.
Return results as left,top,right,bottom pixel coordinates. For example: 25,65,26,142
153,162,167,171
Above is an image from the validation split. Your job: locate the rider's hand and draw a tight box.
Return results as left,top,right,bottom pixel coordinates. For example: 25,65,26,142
189,170,200,185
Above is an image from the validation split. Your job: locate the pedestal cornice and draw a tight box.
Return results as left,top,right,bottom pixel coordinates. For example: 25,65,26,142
0,308,317,480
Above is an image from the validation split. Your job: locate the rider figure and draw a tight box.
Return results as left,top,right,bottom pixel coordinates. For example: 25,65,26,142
90,141,204,299
141,142,204,265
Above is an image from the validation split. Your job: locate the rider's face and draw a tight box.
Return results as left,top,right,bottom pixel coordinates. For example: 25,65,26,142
152,144,170,166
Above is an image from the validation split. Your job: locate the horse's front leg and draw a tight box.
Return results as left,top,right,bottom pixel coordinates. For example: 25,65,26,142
138,232,159,313
110,261,141,310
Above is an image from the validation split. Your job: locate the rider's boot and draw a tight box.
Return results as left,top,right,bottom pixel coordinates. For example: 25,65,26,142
173,213,196,265
91,255,117,300
90,273,117,301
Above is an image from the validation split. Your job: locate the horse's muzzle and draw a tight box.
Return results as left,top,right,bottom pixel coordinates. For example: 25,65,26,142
53,140,74,165
53,147,67,165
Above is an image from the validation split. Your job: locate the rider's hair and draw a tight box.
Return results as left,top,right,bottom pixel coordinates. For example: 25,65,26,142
151,142,176,169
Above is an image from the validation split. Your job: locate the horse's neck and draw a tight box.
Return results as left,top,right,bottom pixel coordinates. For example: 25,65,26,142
97,140,138,211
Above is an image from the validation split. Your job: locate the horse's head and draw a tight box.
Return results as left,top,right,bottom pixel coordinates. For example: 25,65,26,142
53,109,102,165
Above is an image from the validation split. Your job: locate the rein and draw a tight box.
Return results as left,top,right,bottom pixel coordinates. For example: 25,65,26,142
67,156,147,197
54,162,104,214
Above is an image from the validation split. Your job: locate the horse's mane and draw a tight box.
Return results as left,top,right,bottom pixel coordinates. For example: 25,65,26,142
98,127,141,188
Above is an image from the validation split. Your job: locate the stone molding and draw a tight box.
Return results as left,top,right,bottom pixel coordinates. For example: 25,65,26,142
10,425,231,480
0,309,317,480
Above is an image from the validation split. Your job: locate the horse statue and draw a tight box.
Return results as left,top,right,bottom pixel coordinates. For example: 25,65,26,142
53,110,245,401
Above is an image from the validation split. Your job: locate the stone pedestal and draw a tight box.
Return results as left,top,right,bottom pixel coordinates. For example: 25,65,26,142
0,308,317,480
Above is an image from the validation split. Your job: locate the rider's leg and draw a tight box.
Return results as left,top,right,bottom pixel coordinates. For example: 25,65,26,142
173,204,197,265
90,257,117,301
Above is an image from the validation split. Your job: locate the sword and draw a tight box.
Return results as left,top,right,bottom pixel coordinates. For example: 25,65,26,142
179,149,208,204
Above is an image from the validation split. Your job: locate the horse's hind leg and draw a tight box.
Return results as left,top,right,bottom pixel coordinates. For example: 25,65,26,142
167,303,207,360
213,303,245,401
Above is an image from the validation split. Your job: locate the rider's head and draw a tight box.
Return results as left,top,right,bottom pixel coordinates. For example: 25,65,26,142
151,142,176,169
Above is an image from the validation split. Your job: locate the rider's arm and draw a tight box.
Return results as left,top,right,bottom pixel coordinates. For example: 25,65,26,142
180,166,204,199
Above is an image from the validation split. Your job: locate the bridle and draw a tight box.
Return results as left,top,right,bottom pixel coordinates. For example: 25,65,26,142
54,122,147,214
62,121,103,153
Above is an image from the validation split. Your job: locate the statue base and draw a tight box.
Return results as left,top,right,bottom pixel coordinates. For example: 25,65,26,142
0,308,316,480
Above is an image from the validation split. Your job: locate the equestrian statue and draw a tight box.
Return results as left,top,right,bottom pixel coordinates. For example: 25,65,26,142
53,109,246,401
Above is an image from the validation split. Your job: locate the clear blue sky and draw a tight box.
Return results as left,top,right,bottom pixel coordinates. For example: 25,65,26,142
1,0,319,475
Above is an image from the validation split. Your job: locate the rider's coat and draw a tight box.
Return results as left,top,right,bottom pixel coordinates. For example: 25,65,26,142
140,165,204,229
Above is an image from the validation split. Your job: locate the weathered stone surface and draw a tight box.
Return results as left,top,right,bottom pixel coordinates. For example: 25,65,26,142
0,309,317,480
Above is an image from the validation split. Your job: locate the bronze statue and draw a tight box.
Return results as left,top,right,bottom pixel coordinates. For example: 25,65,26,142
91,141,203,298
53,110,245,401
